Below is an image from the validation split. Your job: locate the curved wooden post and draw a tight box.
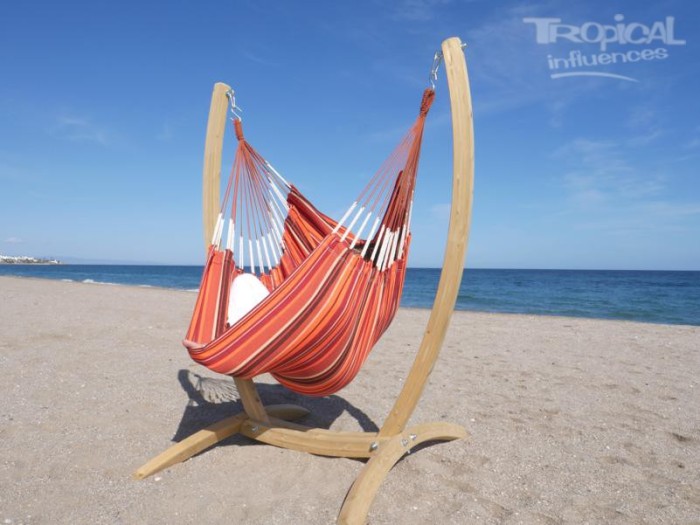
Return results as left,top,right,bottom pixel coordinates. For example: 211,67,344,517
380,37,474,436
202,82,230,251
337,423,467,524
202,83,269,424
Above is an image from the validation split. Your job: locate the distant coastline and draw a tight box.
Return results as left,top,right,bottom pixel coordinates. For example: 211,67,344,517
0,255,61,265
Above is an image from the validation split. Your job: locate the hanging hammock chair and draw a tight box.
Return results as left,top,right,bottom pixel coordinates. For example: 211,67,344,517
135,38,474,525
183,89,436,397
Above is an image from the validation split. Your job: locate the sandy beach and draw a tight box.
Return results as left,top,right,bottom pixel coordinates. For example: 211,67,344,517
0,275,698,524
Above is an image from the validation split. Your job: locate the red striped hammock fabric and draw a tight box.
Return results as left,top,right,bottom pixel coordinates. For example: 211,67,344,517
184,89,434,396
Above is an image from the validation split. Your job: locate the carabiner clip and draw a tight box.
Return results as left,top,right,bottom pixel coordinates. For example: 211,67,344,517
429,51,443,90
226,89,244,121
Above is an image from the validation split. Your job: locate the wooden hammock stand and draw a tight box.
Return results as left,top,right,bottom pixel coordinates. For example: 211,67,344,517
134,37,474,524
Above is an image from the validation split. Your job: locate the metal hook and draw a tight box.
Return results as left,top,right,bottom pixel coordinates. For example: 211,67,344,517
225,89,244,121
428,41,467,89
429,51,443,90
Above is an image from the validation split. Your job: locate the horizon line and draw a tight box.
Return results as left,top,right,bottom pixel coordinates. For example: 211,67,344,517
2,261,698,272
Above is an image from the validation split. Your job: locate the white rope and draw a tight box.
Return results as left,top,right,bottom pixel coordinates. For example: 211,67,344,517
398,201,413,259
238,236,245,270
350,212,372,250
265,225,281,262
370,224,386,263
262,234,272,270
269,182,289,213
256,238,265,273
270,213,285,252
377,230,392,271
265,161,291,189
211,213,224,247
226,219,235,252
248,239,256,274
268,199,288,238
387,228,400,269
264,211,277,245
333,202,357,235
361,217,381,258
341,206,365,242
397,224,407,259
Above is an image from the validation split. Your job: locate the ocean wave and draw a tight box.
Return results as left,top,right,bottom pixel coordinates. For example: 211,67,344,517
82,279,117,285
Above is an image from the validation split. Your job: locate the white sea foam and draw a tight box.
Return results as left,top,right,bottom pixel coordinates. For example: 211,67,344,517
82,279,117,285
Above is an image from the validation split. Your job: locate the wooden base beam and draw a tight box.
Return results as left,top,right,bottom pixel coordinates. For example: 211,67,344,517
135,408,467,524
239,417,385,458
133,404,309,480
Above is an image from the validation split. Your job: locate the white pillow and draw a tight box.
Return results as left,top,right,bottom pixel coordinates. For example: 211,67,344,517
227,273,270,326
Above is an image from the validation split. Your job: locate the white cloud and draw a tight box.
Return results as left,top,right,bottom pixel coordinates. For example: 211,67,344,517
556,138,666,205
389,0,452,22
242,49,280,67
624,106,666,146
4,237,23,244
552,137,700,238
645,201,700,218
53,114,112,145
684,137,700,150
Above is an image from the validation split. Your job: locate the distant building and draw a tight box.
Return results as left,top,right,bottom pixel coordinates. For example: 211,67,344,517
0,255,61,264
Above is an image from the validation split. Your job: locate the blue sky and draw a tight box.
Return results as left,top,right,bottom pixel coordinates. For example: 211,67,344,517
1,0,698,269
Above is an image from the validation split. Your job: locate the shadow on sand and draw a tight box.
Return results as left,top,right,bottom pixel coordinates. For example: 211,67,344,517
171,369,379,446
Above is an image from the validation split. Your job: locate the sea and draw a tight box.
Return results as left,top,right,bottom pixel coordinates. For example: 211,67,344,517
1,265,698,326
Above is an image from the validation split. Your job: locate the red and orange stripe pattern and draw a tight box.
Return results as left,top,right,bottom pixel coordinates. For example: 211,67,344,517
183,89,434,396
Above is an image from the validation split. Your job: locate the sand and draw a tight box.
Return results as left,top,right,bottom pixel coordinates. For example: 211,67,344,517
0,275,698,524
